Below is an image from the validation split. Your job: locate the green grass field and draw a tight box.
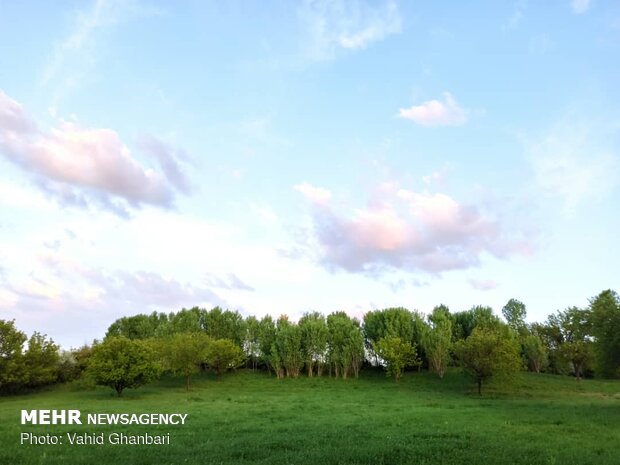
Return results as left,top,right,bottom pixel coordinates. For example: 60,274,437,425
1,370,619,465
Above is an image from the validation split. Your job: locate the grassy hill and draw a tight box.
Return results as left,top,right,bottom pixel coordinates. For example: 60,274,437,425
1,369,618,465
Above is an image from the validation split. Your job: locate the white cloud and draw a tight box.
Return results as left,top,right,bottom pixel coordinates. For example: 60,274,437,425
0,181,51,209
295,182,333,205
571,0,591,14
300,0,401,61
399,92,468,127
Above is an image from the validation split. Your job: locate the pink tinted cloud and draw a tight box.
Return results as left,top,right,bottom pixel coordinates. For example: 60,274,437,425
1,254,230,347
0,89,188,213
399,92,467,127
296,183,527,274
0,90,37,135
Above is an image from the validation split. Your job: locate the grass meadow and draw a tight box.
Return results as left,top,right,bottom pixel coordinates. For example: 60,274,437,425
1,369,618,465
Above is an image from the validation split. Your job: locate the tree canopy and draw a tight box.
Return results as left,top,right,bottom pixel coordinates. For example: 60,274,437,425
455,325,521,395
88,336,160,396
589,289,620,378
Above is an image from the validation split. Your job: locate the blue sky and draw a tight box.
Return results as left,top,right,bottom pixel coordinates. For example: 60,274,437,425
1,0,618,348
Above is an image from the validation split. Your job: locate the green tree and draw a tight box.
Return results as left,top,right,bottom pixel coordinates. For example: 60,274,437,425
257,316,282,377
87,337,160,396
0,320,27,393
165,307,203,335
376,336,418,381
243,316,261,370
452,305,500,341
204,338,245,379
299,312,328,377
363,307,419,367
362,310,385,366
522,334,548,373
557,307,593,380
349,323,365,378
422,309,452,378
589,289,620,378
159,332,210,390
383,308,415,342
502,298,527,335
58,344,94,383
327,312,364,379
106,312,169,339
430,304,451,322
202,307,246,346
275,316,304,378
530,319,565,374
455,325,521,395
23,332,59,388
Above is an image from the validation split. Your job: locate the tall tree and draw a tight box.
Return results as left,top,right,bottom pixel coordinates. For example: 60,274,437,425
530,320,565,374
106,312,169,339
556,307,593,380
502,298,527,335
257,316,282,377
363,310,385,366
589,289,620,378
363,307,420,367
382,308,415,342
452,306,500,341
327,312,364,379
243,316,261,370
166,307,203,335
275,316,304,378
522,334,548,373
299,312,328,377
422,308,453,378
202,307,246,346
23,332,59,388
0,320,26,393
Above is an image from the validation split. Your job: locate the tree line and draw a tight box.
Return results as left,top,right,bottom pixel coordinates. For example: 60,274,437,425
1,289,619,396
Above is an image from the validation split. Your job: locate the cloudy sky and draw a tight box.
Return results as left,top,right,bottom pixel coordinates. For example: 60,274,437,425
1,0,619,348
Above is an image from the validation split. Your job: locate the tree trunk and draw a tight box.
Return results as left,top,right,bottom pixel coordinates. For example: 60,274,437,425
186,374,191,391
477,378,482,395
116,384,123,397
